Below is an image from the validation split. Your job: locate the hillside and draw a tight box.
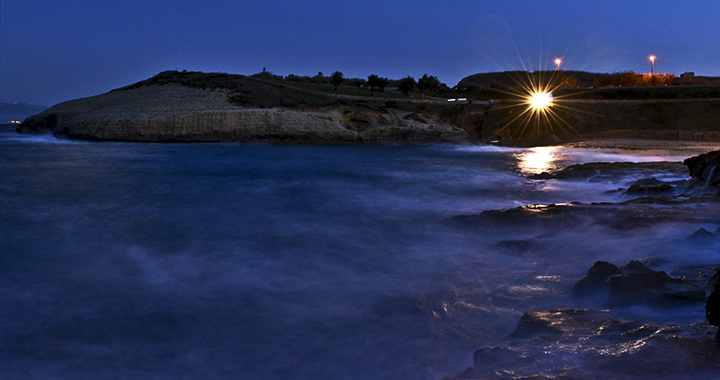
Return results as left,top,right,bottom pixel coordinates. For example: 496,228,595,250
16,70,720,146
456,70,603,91
17,71,468,144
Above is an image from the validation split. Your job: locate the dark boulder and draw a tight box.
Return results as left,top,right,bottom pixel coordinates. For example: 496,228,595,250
509,311,564,339
686,227,717,243
574,261,708,308
683,149,720,186
608,269,699,307
622,182,673,196
572,261,622,297
622,260,652,273
528,162,686,181
708,269,720,327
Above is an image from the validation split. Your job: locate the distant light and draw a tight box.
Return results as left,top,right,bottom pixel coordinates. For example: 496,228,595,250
649,55,656,62
9,120,21,124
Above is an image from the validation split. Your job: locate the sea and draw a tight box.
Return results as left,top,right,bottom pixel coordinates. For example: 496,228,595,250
1,124,718,379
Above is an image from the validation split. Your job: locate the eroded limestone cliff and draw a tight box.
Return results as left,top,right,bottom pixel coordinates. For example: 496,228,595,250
18,76,468,144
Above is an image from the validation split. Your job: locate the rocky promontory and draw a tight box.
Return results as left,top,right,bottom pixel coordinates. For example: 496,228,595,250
17,71,468,144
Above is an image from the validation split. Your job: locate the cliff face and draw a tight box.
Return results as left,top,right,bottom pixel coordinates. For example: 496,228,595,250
18,81,467,144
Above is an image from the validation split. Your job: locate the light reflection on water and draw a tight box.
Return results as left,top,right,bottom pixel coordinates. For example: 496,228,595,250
515,146,561,174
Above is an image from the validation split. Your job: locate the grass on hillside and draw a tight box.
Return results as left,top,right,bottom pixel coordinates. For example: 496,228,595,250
117,70,458,110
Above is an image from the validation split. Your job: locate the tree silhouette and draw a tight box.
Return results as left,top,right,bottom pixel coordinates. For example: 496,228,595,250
417,74,440,98
398,76,416,95
376,77,389,92
367,74,380,95
350,78,366,89
330,71,344,91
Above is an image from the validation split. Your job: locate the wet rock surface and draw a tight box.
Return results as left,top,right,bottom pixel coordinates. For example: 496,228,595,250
622,180,674,196
708,269,720,328
450,309,720,380
684,150,720,186
572,261,623,297
449,199,720,233
687,227,718,243
572,260,709,308
448,150,720,380
529,161,687,181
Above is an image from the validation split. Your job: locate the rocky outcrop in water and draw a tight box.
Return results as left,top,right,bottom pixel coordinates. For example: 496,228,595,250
684,150,720,187
572,261,623,297
708,269,720,328
451,308,720,380
529,161,687,181
571,260,708,308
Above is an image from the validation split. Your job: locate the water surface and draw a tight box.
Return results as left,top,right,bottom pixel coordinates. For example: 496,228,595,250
1,128,718,379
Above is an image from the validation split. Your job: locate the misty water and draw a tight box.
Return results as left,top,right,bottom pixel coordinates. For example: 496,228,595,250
2,127,718,379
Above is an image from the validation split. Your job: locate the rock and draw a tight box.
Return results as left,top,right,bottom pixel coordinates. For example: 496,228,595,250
509,311,564,339
607,268,702,308
528,162,687,181
708,269,720,292
572,260,708,308
708,269,720,327
449,306,720,380
622,260,652,273
450,200,720,233
683,150,720,186
686,227,717,242
572,261,622,297
449,202,592,232
622,183,674,196
450,308,720,380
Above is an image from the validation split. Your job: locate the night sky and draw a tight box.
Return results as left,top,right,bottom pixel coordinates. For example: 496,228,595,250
2,0,719,106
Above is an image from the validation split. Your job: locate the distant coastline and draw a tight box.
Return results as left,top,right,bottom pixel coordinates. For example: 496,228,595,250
15,70,720,146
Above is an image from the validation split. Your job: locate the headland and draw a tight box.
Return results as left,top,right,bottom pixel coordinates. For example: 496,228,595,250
16,70,720,146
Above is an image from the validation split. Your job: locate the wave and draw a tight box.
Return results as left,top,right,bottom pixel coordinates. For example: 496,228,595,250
0,132,85,144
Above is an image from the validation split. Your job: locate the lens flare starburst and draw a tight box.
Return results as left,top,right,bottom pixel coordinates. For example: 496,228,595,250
527,91,553,111
484,70,585,145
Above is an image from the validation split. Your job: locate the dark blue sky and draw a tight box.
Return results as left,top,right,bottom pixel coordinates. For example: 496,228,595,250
2,0,719,106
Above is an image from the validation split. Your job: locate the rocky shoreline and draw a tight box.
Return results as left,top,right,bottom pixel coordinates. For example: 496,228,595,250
446,150,720,379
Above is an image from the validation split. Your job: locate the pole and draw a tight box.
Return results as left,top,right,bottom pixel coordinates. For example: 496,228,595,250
649,56,655,85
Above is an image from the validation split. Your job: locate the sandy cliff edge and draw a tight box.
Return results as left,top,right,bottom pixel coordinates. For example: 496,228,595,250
17,83,468,144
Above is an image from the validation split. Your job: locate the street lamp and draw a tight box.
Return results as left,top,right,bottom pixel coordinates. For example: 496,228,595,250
649,55,656,85
554,58,562,71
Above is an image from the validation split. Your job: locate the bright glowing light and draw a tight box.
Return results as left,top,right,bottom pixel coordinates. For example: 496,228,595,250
649,55,656,62
554,58,562,70
528,91,553,111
